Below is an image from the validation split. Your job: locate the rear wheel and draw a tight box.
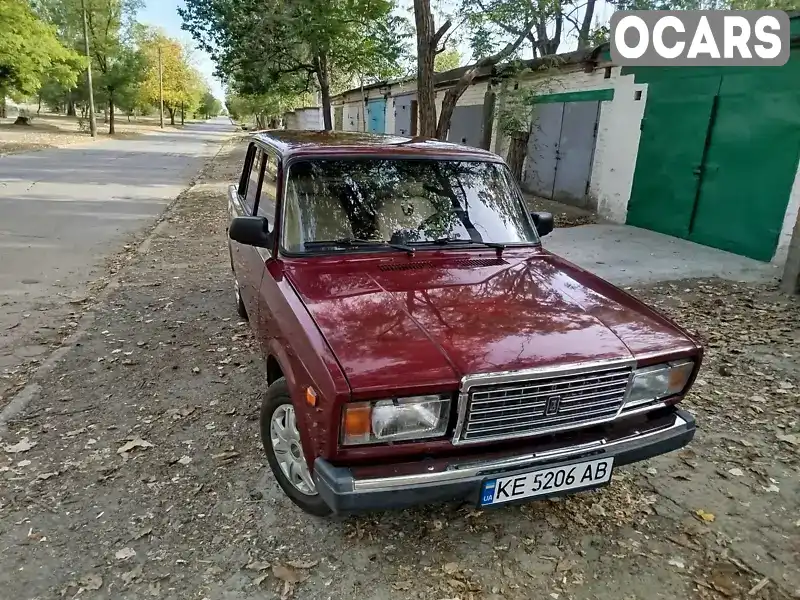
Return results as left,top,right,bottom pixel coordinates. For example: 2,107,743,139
260,378,332,516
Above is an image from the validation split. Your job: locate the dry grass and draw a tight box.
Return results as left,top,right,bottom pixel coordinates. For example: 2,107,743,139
0,113,193,156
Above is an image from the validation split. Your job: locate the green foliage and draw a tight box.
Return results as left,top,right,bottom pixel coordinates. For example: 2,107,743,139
198,91,223,118
434,48,462,72
180,0,410,127
0,0,84,98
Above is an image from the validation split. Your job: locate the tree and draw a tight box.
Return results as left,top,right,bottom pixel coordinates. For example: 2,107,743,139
198,91,222,118
0,0,83,116
180,0,407,130
36,0,144,133
434,48,461,72
138,30,203,125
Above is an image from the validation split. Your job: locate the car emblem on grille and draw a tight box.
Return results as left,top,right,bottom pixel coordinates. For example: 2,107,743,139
545,395,561,416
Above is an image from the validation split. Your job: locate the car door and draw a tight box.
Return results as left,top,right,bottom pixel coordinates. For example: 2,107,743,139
230,143,267,317
252,148,282,355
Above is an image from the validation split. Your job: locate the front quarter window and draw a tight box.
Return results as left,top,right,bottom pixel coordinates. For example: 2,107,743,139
281,158,539,254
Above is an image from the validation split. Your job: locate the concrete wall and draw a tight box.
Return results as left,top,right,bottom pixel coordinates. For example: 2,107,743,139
493,66,646,223
284,108,323,130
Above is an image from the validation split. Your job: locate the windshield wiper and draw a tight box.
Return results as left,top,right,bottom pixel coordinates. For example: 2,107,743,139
304,238,415,256
411,237,507,251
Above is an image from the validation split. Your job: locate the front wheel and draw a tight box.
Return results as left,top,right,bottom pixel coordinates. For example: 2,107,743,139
260,378,332,516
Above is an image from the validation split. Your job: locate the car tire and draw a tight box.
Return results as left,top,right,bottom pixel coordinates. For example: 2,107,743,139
260,378,332,517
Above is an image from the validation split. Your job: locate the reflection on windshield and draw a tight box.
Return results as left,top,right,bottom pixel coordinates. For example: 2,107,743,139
281,159,539,253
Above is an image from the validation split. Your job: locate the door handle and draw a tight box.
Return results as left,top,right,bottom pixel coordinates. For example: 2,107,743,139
692,166,703,176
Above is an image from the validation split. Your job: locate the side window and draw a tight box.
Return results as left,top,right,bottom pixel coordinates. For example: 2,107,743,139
244,149,264,213
256,151,279,232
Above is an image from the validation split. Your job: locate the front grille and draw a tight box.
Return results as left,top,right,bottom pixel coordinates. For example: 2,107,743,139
458,364,633,443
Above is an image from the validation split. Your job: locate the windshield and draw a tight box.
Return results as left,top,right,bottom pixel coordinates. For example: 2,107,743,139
281,158,539,253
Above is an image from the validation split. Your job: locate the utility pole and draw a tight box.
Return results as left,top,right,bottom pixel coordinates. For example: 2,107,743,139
158,46,164,129
81,0,97,138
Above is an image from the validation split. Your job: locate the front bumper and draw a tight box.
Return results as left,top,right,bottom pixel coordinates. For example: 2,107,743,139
313,409,695,514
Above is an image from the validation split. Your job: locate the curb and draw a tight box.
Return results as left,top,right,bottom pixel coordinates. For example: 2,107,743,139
0,135,235,437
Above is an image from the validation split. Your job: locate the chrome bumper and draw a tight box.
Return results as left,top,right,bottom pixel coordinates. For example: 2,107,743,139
313,409,696,513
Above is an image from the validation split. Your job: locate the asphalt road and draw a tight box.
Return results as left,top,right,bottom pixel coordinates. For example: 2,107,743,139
0,117,234,393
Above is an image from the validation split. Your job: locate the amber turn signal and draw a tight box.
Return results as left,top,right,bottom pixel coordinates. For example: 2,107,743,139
342,402,372,445
305,386,317,406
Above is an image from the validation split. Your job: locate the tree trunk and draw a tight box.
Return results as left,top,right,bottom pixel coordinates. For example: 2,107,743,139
0,94,6,119
781,203,800,294
316,52,333,131
37,93,43,115
413,0,437,137
167,106,176,126
577,0,597,48
108,94,115,135
506,131,530,182
67,93,76,117
435,21,534,140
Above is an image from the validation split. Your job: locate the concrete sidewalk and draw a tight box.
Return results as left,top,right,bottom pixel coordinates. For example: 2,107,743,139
544,223,781,286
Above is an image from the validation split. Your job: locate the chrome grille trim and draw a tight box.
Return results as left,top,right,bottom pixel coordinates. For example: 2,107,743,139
453,359,636,445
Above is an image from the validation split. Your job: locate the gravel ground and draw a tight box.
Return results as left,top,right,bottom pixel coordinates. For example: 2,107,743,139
0,140,798,600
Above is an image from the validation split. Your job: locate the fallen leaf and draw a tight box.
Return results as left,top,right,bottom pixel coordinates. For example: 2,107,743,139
272,564,307,584
443,562,460,575
285,559,318,569
117,437,153,456
762,484,780,493
212,451,240,461
695,509,716,522
4,437,36,454
246,561,270,572
748,577,770,596
777,433,799,446
392,581,413,591
115,547,136,560
132,527,152,540
177,456,192,465
79,574,103,591
728,468,744,477
37,471,59,480
668,557,685,569
121,565,142,585
253,573,269,585
778,381,794,390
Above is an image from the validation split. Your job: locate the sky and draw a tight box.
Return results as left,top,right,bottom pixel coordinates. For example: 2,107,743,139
138,0,226,101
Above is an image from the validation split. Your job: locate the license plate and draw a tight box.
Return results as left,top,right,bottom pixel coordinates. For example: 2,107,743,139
480,457,614,506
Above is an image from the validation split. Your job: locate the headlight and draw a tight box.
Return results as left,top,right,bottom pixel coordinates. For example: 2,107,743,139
624,360,694,409
341,395,451,445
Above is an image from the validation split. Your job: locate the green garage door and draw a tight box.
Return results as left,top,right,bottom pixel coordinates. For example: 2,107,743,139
625,51,800,262
690,70,800,261
626,76,720,239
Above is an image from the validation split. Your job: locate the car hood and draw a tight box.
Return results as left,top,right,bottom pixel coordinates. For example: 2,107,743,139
286,253,696,393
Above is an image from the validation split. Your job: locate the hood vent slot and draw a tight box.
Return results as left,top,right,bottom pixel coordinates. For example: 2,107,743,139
378,258,508,271
379,261,435,271
456,258,508,268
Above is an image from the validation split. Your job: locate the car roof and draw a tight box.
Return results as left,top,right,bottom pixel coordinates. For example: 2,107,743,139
250,130,502,162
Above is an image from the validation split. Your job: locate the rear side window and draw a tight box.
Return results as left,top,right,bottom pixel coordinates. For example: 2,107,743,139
256,152,278,232
244,149,264,213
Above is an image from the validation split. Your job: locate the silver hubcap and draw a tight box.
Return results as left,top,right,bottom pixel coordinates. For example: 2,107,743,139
270,405,317,495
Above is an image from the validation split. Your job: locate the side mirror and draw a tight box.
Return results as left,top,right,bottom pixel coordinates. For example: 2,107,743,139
532,211,554,237
229,216,270,248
